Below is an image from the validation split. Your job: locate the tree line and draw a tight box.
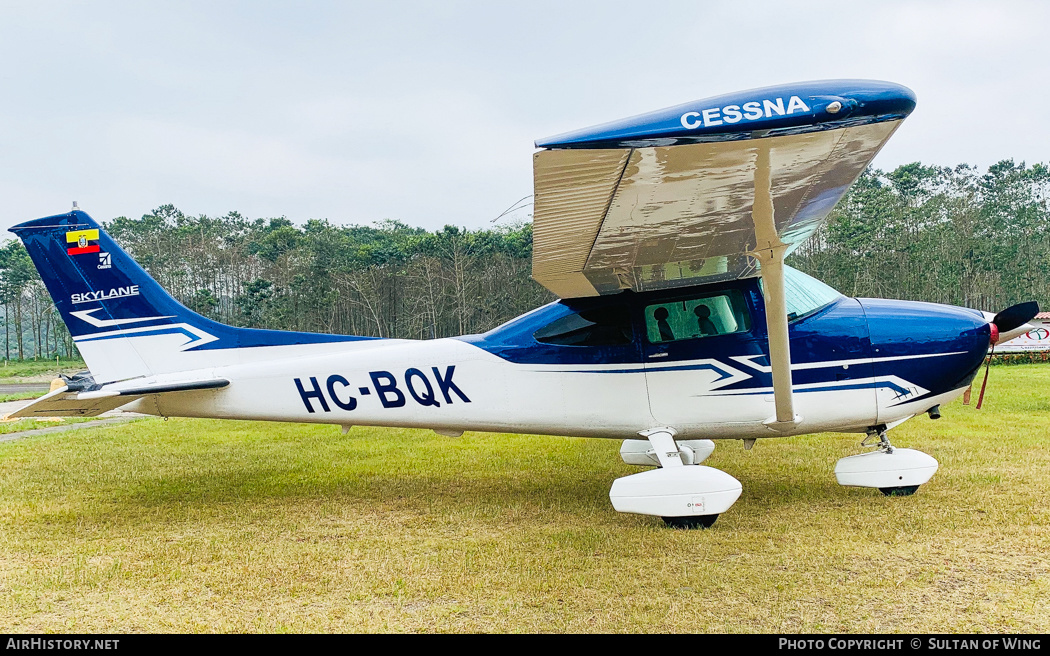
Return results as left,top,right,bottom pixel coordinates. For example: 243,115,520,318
790,160,1050,312
105,206,551,340
0,159,1047,359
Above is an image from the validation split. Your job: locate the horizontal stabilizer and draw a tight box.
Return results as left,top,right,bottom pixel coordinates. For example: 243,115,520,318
8,378,230,418
8,386,131,418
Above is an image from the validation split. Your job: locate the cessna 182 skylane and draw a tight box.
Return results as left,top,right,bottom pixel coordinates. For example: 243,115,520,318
10,80,1038,528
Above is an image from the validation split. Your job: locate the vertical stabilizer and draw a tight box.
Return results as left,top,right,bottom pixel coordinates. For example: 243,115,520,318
11,210,372,383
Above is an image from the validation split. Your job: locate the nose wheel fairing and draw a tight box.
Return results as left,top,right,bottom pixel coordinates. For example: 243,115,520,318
835,448,939,492
835,426,938,495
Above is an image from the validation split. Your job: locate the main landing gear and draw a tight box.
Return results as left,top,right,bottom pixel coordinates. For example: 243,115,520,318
834,425,938,496
609,425,938,528
608,428,742,529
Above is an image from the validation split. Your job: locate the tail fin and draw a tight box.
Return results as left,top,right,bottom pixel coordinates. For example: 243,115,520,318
11,210,371,383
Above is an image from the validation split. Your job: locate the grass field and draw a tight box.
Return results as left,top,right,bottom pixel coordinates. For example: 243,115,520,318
0,359,85,381
0,392,48,403
0,417,103,436
0,359,88,406
0,366,1047,633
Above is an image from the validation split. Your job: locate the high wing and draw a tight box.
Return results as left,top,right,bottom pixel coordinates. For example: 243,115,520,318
532,79,915,298
531,80,916,428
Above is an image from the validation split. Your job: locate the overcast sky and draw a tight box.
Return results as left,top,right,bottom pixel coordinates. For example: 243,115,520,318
1,0,1047,232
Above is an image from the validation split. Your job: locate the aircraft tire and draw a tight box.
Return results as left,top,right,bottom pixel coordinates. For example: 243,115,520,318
878,485,920,497
662,514,719,529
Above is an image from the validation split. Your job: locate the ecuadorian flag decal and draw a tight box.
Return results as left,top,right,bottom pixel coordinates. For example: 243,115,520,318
66,229,100,255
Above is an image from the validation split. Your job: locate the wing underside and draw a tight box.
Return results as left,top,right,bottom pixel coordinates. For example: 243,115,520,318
532,120,901,298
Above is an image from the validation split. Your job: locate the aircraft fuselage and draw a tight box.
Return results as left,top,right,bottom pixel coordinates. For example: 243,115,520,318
125,276,991,440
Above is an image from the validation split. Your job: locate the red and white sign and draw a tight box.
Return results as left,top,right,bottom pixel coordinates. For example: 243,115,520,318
997,319,1050,352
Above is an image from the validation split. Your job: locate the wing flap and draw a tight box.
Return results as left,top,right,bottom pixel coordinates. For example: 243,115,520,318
532,148,631,298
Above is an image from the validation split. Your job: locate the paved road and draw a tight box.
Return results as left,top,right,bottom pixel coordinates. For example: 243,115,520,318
0,383,49,394
0,398,41,415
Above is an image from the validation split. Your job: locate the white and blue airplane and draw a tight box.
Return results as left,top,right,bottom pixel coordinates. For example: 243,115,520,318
9,80,1038,528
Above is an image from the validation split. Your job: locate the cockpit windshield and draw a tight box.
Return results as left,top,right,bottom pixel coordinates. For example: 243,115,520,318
782,266,843,320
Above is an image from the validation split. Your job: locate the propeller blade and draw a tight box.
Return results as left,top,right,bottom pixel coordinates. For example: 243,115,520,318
973,302,1038,411
992,301,1040,334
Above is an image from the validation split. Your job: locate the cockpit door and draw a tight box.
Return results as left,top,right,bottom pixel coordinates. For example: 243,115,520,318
640,284,770,436
639,279,878,437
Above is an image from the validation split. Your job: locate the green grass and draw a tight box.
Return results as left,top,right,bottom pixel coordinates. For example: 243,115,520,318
0,358,86,380
0,417,102,435
0,392,47,403
0,366,1047,632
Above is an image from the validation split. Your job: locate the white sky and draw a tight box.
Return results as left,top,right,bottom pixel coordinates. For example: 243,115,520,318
1,0,1047,232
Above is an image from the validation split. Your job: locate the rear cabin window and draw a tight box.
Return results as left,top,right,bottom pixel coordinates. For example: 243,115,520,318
644,290,751,344
533,306,634,346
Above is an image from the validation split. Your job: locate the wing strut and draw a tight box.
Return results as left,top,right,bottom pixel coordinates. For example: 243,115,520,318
751,144,800,431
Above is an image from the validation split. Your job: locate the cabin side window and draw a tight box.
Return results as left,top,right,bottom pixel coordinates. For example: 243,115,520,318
644,289,751,344
533,305,634,347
